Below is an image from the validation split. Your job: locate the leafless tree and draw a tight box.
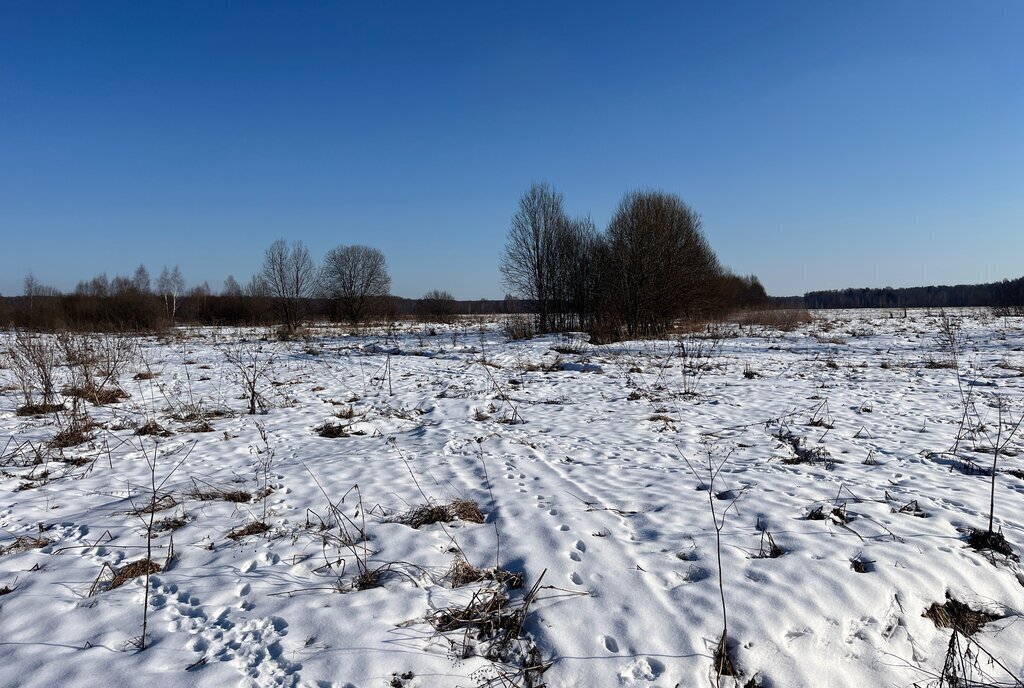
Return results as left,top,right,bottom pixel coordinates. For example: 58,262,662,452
500,182,566,333
605,190,720,337
551,214,600,331
319,244,391,325
156,265,186,324
259,239,317,331
131,265,152,294
221,275,243,297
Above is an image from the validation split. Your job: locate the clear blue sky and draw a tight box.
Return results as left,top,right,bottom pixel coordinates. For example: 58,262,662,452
1,2,1021,298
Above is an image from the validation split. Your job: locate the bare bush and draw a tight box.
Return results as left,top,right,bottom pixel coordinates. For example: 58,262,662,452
501,316,536,342
58,333,136,405
222,341,276,415
676,331,724,397
7,331,61,414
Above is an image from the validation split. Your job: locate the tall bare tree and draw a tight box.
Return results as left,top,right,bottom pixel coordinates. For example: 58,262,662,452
156,265,186,324
259,239,317,331
319,245,391,325
132,265,152,294
500,182,568,332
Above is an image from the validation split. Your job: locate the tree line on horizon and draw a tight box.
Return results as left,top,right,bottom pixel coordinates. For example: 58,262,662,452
4,187,1020,332
1,242,479,332
803,277,1024,312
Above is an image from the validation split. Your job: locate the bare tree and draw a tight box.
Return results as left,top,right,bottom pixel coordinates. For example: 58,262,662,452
605,190,720,337
260,239,317,331
500,182,567,333
222,275,243,297
552,214,600,331
319,245,391,325
156,265,186,324
131,265,152,294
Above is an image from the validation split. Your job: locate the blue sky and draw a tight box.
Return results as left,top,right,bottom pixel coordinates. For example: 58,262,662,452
1,2,1021,298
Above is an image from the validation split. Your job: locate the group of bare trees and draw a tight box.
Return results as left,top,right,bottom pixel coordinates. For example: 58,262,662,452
6,241,395,331
501,183,767,339
256,240,392,331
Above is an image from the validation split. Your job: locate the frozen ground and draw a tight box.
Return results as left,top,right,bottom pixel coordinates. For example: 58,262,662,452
1,309,1023,688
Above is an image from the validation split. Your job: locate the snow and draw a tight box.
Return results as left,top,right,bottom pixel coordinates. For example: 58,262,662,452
1,309,1023,687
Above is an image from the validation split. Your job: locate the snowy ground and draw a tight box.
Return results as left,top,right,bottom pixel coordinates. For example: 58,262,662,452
2,309,1023,688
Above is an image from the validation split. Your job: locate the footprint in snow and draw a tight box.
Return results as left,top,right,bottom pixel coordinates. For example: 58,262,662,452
617,657,664,685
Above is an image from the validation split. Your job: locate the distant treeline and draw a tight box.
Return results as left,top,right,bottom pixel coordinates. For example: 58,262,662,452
803,276,1024,311
0,292,523,332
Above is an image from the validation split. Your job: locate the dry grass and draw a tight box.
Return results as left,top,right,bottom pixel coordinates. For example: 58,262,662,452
48,418,96,449
714,633,739,678
154,515,187,532
446,556,524,590
109,558,161,590
0,536,51,557
735,308,813,332
924,595,1002,636
63,385,129,405
227,521,269,541
186,420,215,433
135,420,172,437
315,422,351,438
187,485,251,503
15,403,64,417
968,528,1016,559
390,499,485,529
127,494,178,516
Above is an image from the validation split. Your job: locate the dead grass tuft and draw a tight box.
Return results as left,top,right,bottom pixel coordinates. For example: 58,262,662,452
446,556,524,589
227,521,269,541
63,385,129,405
0,536,51,557
155,515,186,532
135,420,172,437
967,528,1016,559
109,558,161,589
48,419,96,449
315,422,351,438
15,403,64,417
127,494,178,516
187,485,251,503
713,633,739,677
924,595,1002,636
390,499,485,529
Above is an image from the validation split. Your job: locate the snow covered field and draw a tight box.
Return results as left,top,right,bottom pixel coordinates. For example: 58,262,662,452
1,309,1023,688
